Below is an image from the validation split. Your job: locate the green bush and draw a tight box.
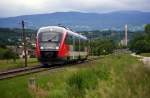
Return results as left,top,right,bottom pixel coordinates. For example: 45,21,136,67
0,48,6,59
0,47,18,61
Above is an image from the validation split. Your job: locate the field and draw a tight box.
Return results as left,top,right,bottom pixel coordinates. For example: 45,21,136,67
140,53,150,57
0,58,39,71
0,54,150,98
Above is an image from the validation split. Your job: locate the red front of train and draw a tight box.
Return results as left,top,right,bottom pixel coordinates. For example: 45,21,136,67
35,26,88,65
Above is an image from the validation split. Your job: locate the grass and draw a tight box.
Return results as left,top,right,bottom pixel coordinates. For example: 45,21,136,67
0,54,150,98
140,53,150,57
0,58,39,71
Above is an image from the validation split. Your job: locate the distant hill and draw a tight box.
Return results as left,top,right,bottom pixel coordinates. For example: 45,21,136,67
0,11,150,31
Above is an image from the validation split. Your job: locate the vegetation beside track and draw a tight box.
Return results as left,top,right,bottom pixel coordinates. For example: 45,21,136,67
129,24,150,54
0,58,39,71
0,54,150,98
140,53,150,57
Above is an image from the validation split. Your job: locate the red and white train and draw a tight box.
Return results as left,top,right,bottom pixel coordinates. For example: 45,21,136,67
35,26,88,65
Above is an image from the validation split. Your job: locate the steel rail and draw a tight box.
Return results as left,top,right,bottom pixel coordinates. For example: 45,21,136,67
0,57,100,80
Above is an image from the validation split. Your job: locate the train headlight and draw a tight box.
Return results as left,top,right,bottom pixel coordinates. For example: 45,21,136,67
40,47,44,49
56,46,59,49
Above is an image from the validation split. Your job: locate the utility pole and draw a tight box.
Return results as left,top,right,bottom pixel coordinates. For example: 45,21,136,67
125,24,128,46
89,32,93,56
22,20,27,67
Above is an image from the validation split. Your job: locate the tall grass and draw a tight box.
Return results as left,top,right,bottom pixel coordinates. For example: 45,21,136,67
66,61,111,97
67,69,98,97
0,54,150,98
0,58,39,71
65,54,150,98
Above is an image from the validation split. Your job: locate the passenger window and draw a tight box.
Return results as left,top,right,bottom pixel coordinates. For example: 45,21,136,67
65,33,73,45
75,37,79,51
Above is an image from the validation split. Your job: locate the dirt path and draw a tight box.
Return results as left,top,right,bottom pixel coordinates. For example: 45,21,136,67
131,53,150,69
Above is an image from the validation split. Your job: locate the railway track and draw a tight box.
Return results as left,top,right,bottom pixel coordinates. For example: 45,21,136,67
0,66,45,80
0,57,100,80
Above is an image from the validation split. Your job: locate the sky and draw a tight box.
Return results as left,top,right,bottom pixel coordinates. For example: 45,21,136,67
0,0,150,17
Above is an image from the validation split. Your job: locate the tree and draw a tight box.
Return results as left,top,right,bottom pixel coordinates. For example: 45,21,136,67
0,48,6,59
2,48,18,63
90,39,116,56
129,24,150,54
133,40,149,54
145,24,150,36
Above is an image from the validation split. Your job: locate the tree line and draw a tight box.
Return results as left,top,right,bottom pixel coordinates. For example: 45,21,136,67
89,39,116,55
0,25,149,60
129,24,150,54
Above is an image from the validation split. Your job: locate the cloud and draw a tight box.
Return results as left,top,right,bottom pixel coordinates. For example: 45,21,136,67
0,0,150,17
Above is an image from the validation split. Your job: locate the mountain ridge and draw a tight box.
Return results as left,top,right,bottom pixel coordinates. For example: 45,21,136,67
0,11,150,31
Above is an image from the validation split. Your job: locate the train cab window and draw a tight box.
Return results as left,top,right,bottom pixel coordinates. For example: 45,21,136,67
40,32,62,43
38,31,63,50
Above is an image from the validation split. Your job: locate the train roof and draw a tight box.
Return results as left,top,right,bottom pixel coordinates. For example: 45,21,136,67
66,30,87,40
38,26,66,33
38,26,87,40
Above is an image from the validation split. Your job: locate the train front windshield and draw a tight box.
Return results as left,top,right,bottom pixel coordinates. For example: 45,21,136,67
39,32,62,50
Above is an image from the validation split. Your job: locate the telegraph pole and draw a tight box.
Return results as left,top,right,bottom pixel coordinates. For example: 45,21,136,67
89,32,92,56
125,24,128,46
22,20,27,67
